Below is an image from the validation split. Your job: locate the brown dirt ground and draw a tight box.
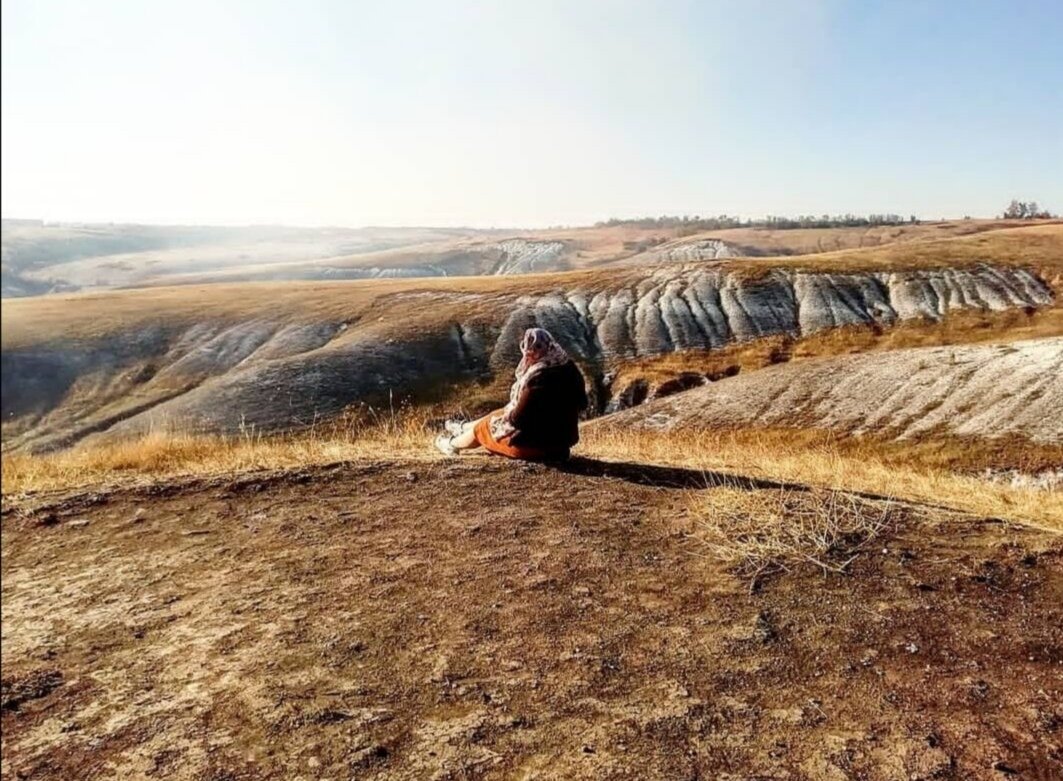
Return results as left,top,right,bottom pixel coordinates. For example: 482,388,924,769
2,458,1061,780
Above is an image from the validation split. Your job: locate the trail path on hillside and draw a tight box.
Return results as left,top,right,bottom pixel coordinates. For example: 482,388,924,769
2,459,1061,780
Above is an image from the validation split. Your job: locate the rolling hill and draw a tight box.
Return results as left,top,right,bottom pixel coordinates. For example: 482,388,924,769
2,224,1060,453
594,338,1063,445
4,217,1059,296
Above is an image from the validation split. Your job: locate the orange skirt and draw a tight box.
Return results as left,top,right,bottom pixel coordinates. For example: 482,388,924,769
473,410,556,461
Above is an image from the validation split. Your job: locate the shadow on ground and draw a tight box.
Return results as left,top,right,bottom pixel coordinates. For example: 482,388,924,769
551,456,968,516
553,456,811,492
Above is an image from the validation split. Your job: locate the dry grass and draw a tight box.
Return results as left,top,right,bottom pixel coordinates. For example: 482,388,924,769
687,486,898,581
4,409,1060,587
725,222,1063,280
0,412,434,498
5,416,1061,538
680,218,1062,258
580,426,1063,534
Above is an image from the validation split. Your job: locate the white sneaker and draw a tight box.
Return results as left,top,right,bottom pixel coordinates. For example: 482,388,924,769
435,433,459,457
444,419,467,437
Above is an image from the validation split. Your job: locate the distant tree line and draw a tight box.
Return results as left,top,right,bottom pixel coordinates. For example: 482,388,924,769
599,203,1057,234
596,213,916,235
1001,199,1055,219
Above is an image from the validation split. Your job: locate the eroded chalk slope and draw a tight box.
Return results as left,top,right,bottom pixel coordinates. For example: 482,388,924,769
491,264,1052,364
1,264,1054,450
598,337,1063,444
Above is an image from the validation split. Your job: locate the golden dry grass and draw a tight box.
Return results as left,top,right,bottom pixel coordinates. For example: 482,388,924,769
0,414,433,498
676,218,1062,258
579,426,1063,534
725,222,1063,280
685,486,898,581
4,418,1060,537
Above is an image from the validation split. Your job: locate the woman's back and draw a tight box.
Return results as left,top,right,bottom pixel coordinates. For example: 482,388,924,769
508,361,588,452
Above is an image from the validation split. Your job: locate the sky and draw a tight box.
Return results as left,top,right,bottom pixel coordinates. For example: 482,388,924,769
2,0,1061,228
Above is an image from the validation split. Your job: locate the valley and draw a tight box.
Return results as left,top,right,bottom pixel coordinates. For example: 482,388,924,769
3,218,1062,781
3,224,1060,454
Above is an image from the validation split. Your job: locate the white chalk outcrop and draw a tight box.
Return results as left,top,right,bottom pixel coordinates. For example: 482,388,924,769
652,239,739,262
600,338,1063,444
491,264,1053,364
490,240,567,275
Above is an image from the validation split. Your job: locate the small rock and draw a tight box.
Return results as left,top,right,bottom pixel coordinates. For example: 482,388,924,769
754,611,777,643
1,669,64,711
405,472,417,482
350,744,389,769
68,519,90,528
969,679,990,699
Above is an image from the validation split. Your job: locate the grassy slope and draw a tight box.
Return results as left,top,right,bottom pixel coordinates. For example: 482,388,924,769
93,217,1063,285
4,414,1062,532
666,217,1062,257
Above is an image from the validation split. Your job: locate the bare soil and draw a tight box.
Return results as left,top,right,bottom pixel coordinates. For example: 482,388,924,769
2,458,1061,780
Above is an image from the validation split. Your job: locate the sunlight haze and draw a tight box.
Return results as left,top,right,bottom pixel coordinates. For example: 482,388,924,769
2,0,1061,227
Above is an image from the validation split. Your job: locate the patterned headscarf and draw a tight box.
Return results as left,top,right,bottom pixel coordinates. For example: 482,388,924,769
492,328,571,438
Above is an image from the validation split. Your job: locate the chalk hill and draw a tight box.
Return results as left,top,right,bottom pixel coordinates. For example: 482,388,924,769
3,224,1059,452
595,338,1063,444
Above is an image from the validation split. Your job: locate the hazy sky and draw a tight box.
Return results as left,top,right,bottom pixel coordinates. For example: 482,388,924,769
2,0,1061,227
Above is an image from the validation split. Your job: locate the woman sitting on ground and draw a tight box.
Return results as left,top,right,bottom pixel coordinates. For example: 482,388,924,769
436,327,588,461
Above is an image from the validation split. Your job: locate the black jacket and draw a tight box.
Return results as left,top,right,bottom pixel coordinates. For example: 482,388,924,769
509,361,588,453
